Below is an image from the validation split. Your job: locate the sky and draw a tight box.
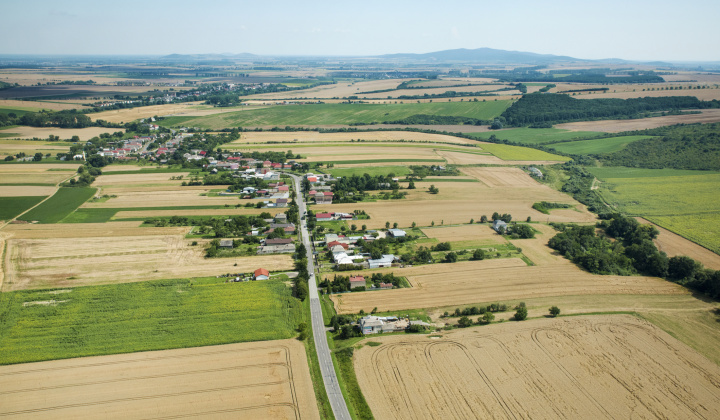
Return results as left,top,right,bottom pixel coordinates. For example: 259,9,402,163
1,0,718,61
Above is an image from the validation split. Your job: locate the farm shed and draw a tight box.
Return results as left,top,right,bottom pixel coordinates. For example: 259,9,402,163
219,239,234,248
493,220,508,232
253,268,270,280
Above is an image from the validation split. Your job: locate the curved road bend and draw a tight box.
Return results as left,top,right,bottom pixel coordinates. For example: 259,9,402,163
289,174,351,420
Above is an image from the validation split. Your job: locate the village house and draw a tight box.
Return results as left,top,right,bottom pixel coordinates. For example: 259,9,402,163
349,276,366,290
493,220,508,232
315,212,334,222
253,268,270,280
264,238,293,246
368,254,396,269
315,192,333,204
387,228,406,238
257,243,295,254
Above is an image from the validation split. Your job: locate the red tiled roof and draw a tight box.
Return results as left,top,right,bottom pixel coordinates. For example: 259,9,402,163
315,212,333,219
254,268,269,277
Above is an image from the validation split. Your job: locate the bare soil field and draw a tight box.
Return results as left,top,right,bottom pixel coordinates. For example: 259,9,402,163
3,233,293,291
637,217,720,270
0,186,56,196
0,126,124,141
355,315,720,420
330,258,682,314
0,221,186,239
82,189,244,208
556,109,720,132
421,224,506,243
233,130,478,145
0,339,319,420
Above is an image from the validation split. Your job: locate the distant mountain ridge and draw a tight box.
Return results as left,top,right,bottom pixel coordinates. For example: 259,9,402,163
378,47,580,63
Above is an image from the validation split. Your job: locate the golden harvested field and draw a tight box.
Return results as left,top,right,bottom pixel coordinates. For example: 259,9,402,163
0,186,56,196
82,189,244,208
461,166,542,188
0,164,75,185
438,150,565,165
355,315,720,420
421,224,506,243
88,102,210,123
0,141,69,156
245,79,406,100
0,126,124,141
0,163,77,172
0,339,319,420
233,130,478,145
1,221,186,239
321,168,593,229
330,258,682,314
637,218,720,270
114,208,272,219
358,84,518,99
92,172,190,187
3,233,293,291
662,73,720,83
0,99,81,111
556,109,720,132
289,145,442,162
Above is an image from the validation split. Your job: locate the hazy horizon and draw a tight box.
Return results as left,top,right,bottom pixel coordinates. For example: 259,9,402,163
2,0,719,62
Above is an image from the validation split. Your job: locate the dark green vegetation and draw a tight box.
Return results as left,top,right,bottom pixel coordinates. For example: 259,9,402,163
472,68,665,84
549,215,720,297
0,109,98,128
158,101,511,129
18,187,96,223
550,135,656,155
0,277,302,365
0,196,47,220
532,201,573,214
335,348,375,420
600,123,720,170
500,94,718,127
327,165,411,178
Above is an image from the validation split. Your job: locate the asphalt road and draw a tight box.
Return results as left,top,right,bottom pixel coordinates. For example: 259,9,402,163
289,174,351,420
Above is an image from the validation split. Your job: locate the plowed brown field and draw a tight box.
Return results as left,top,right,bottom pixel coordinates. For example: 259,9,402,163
0,339,319,420
355,315,720,420
3,234,293,291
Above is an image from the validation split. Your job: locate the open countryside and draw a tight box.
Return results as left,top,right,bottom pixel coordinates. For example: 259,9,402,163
1,11,720,420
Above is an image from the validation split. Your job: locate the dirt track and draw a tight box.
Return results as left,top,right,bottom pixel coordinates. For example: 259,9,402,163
0,339,319,420
355,315,720,419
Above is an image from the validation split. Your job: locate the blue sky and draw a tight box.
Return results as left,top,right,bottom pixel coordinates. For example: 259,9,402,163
1,0,718,61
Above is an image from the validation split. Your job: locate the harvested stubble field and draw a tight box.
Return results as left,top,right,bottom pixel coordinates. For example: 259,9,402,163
0,186,56,196
0,141,70,158
3,233,293,291
81,189,244,209
1,221,187,239
0,126,124,141
358,84,518,99
289,145,444,163
245,79,407,100
92,172,190,187
232,130,479,145
330,257,682,314
0,173,72,185
438,150,564,166
0,339,319,420
0,99,81,111
556,109,720,132
354,315,720,420
637,218,720,270
322,169,592,228
113,207,272,219
0,163,77,172
421,224,506,243
87,102,208,123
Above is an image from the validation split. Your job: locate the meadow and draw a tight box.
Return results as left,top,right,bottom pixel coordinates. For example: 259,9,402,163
473,143,571,161
158,101,511,129
588,167,720,253
466,127,600,145
549,135,656,154
18,187,96,223
0,196,47,220
0,277,302,365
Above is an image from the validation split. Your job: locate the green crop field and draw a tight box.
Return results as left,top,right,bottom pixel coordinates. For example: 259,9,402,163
0,277,302,365
479,143,571,161
0,196,47,220
467,128,600,145
327,166,411,178
18,187,96,223
550,135,656,155
589,167,720,253
158,101,511,129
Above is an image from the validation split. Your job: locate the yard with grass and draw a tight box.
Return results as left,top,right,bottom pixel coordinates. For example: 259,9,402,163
0,277,302,365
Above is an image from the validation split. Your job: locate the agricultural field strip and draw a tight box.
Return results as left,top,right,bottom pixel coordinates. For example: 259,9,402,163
330,262,683,314
0,339,320,420
4,234,294,291
354,315,720,420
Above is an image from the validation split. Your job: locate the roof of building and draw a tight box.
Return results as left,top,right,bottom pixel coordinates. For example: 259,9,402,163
265,238,293,245
219,239,233,247
368,254,395,264
254,268,269,277
316,212,334,219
